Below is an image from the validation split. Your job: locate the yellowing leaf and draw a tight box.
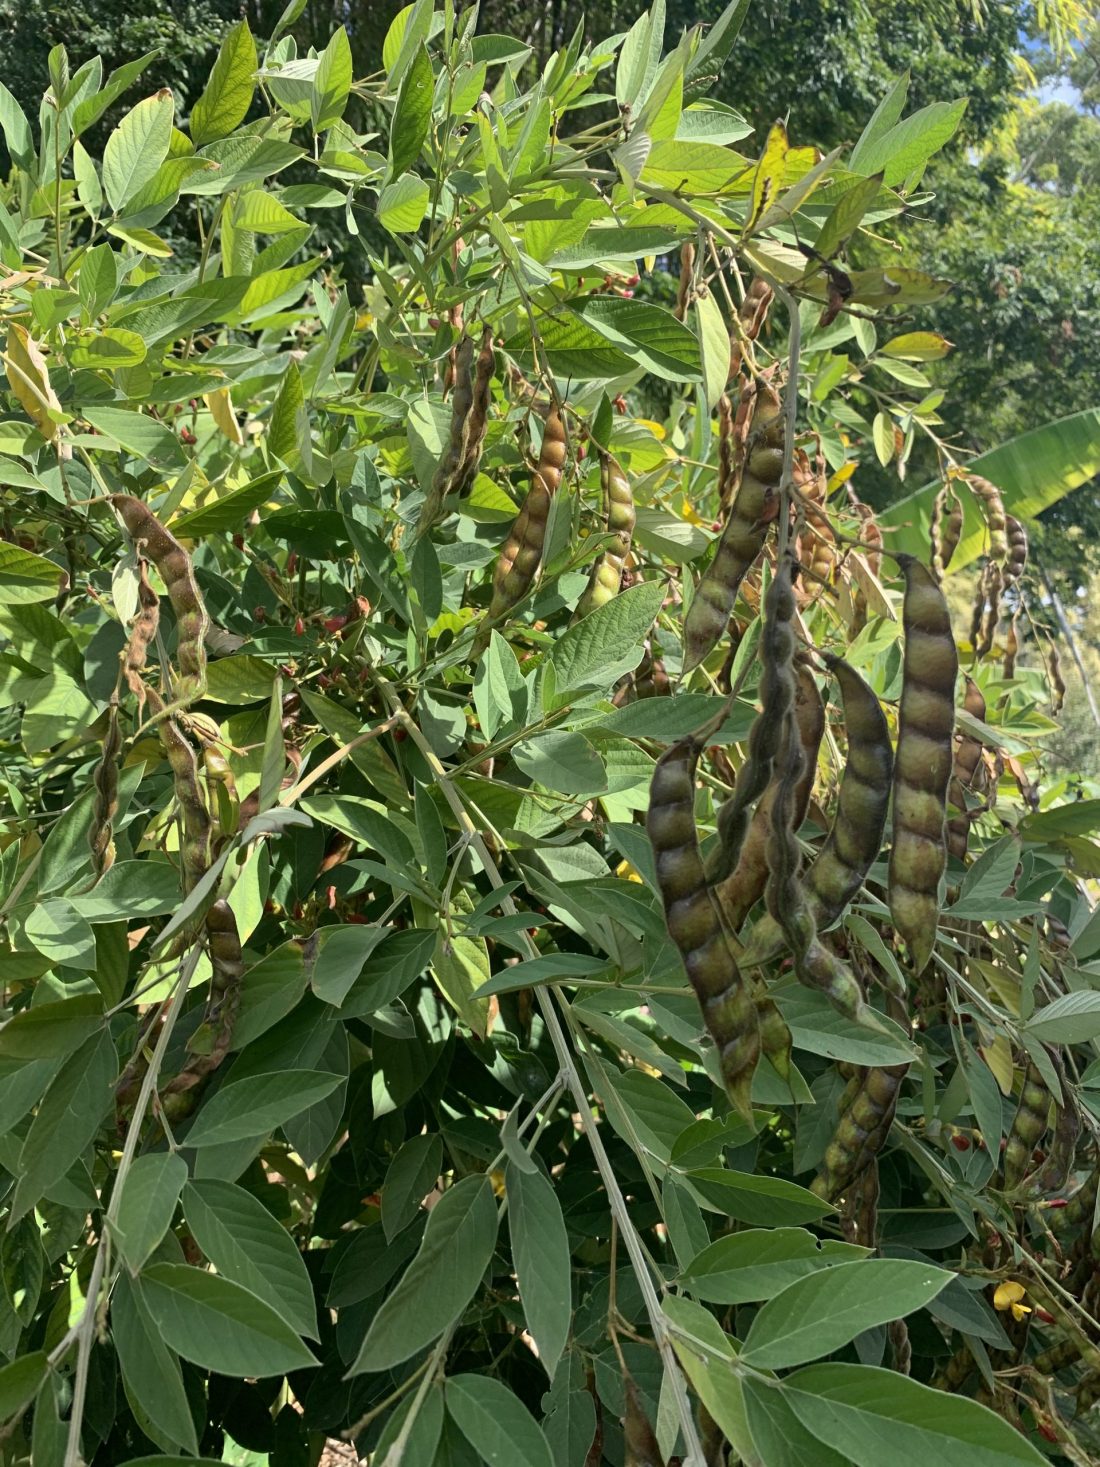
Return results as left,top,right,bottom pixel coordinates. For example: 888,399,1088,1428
5,324,62,440
746,121,789,233
982,1034,1015,1096
204,387,244,445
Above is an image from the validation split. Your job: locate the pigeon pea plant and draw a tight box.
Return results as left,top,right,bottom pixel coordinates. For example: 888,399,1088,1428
0,3,1099,1465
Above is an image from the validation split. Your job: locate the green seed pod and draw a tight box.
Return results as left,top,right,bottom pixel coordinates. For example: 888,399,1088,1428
1002,1061,1050,1192
648,732,761,1123
968,475,1008,563
633,642,670,699
682,382,783,673
157,706,213,893
714,659,824,933
812,1063,907,1201
708,552,798,884
1035,1080,1080,1198
483,406,567,630
1047,635,1066,715
1003,514,1028,586
888,555,958,976
452,325,495,497
1049,1167,1098,1235
120,559,161,713
89,695,123,878
739,653,892,969
573,450,635,622
716,392,735,515
947,676,988,865
111,495,208,705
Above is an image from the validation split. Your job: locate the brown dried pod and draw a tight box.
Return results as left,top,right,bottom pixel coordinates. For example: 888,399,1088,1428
623,1376,665,1467
888,556,958,975
1047,636,1066,715
648,729,762,1123
417,333,476,536
111,495,208,711
683,382,783,673
1002,613,1020,680
947,676,988,866
931,484,963,581
967,475,1008,563
89,695,123,878
728,276,773,380
572,450,635,622
483,406,567,631
1003,514,1028,586
121,559,161,712
714,659,824,933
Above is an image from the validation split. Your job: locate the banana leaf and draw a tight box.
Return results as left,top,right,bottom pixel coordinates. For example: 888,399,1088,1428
878,407,1100,571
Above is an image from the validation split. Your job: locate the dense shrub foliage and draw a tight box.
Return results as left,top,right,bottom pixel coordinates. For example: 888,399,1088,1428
1,5,1099,1465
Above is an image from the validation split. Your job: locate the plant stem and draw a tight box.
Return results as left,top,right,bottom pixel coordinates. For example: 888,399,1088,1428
62,942,203,1467
372,672,708,1466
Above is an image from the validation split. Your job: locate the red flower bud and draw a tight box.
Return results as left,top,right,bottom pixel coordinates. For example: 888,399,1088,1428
293,616,305,636
951,1134,971,1152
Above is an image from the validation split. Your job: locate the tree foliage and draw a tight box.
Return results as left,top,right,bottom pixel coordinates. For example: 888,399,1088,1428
0,5,1099,1466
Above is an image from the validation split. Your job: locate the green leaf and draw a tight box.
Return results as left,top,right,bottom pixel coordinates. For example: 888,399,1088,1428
571,296,702,380
171,471,283,535
741,1258,952,1368
446,1374,554,1467
377,172,431,233
776,988,918,1066
512,731,606,795
0,542,65,604
881,410,1100,570
382,1133,443,1241
312,27,352,133
71,51,158,136
137,1264,318,1377
849,71,910,173
69,329,147,369
115,1153,188,1273
103,91,174,212
183,1070,344,1147
742,1375,851,1467
190,20,257,146
11,1026,116,1221
684,0,751,102
182,1179,317,1339
813,172,885,262
1023,991,1100,1045
268,360,311,476
695,288,731,409
0,1351,49,1422
83,406,186,470
112,1274,198,1454
507,1163,571,1381
682,1229,868,1304
851,99,968,188
0,995,103,1058
782,1362,1047,1465
388,42,432,177
547,580,666,699
0,81,34,170
686,1169,833,1226
348,1175,498,1374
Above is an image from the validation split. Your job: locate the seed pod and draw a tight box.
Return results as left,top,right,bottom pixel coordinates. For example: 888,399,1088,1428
931,484,963,581
157,704,213,893
682,383,783,673
1047,636,1066,715
89,695,123,878
483,406,567,630
121,559,160,712
1002,1061,1050,1192
739,654,892,969
111,496,208,706
714,660,824,933
975,560,1003,659
968,475,1008,564
623,1376,665,1467
648,731,761,1123
1049,1166,1098,1236
572,450,635,622
675,240,695,321
947,676,988,865
888,1318,912,1377
798,453,835,594
812,1063,907,1201
888,555,958,976
1035,1063,1079,1197
632,641,670,700
162,898,245,1100
451,325,494,499
728,276,773,380
764,722,869,1024
416,334,476,537
707,552,797,884
1003,515,1028,586
716,392,735,514
841,1158,880,1249
1002,613,1020,681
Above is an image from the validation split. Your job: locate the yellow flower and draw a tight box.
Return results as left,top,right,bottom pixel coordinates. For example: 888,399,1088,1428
993,1280,1031,1321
